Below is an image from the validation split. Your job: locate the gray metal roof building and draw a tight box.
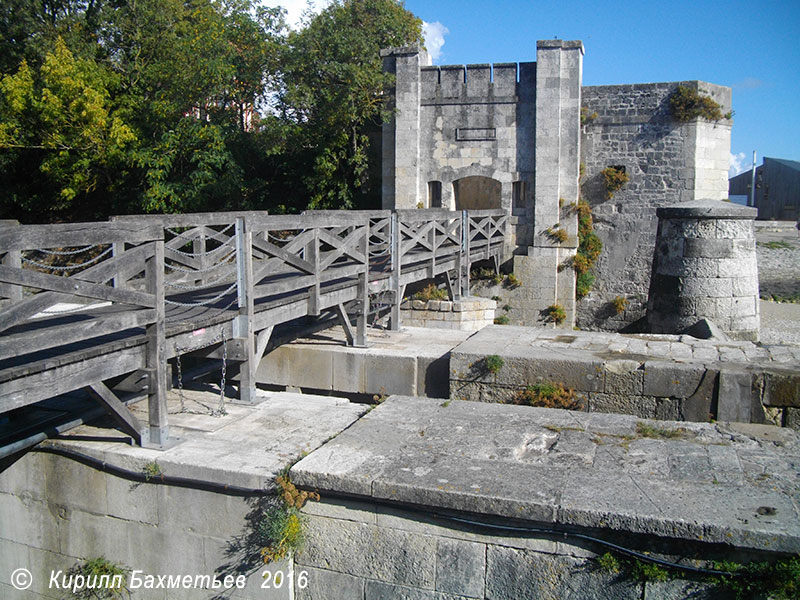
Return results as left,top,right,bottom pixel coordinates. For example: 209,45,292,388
729,157,800,220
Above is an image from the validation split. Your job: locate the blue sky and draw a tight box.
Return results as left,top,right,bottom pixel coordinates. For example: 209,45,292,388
270,0,799,176
402,0,800,176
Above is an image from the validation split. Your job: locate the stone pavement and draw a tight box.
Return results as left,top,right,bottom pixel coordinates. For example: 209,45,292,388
292,395,800,554
47,389,368,490
756,224,800,302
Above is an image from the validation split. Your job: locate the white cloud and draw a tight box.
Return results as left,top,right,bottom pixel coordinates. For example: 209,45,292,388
734,77,764,90
729,152,751,178
423,21,449,62
264,0,332,30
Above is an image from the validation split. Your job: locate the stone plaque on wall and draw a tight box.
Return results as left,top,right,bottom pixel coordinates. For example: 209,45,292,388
456,128,496,141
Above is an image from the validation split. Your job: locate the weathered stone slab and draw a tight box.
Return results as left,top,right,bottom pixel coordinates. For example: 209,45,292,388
448,325,799,424
292,396,800,553
485,547,641,600
296,517,436,588
717,369,753,422
435,538,485,597
294,566,365,600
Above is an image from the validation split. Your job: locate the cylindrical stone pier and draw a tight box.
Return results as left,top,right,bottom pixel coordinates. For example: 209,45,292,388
647,201,760,341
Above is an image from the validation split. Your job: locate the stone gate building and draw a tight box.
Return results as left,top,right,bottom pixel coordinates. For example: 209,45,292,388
380,40,732,330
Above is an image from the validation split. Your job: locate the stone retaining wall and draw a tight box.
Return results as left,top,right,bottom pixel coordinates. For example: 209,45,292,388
449,325,800,427
399,296,496,330
295,497,723,600
0,449,290,600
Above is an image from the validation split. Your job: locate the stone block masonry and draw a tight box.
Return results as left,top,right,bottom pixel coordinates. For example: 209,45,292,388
399,296,496,330
449,325,800,428
0,391,367,600
647,201,760,341
291,395,800,599
3,387,799,599
578,81,732,331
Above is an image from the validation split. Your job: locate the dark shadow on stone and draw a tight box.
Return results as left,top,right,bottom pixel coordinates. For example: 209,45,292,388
619,315,650,334
211,495,281,600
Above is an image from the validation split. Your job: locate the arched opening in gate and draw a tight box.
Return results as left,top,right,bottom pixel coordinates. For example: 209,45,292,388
453,176,501,210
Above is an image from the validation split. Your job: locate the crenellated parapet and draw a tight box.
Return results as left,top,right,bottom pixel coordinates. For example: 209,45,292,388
419,63,535,103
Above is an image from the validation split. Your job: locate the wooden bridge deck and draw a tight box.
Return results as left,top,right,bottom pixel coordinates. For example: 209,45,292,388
0,209,507,449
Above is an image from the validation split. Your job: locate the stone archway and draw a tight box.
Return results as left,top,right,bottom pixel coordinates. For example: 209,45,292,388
453,176,502,210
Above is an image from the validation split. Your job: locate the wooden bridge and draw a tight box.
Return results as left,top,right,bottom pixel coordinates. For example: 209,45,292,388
0,209,508,451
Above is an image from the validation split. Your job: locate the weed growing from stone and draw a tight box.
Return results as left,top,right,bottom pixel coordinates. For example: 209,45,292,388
669,85,732,122
68,556,129,599
544,304,566,325
484,355,504,374
711,555,800,600
635,421,692,440
597,551,800,599
260,470,320,564
494,315,510,325
504,273,521,288
631,559,670,583
612,296,628,314
596,552,621,574
575,200,602,299
372,386,387,404
594,551,669,584
762,292,800,304
547,226,568,243
142,461,162,481
511,382,582,411
758,240,794,250
472,267,503,285
580,107,598,126
413,283,448,301
601,166,629,199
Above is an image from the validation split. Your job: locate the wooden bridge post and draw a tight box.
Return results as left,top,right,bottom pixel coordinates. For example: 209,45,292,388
234,217,257,404
0,221,22,303
356,219,369,347
461,211,471,298
0,249,22,303
111,242,124,289
308,227,321,316
193,229,207,286
145,238,170,447
389,212,401,331
427,217,436,280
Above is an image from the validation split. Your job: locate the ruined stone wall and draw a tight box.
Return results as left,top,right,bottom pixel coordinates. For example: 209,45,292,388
578,81,732,331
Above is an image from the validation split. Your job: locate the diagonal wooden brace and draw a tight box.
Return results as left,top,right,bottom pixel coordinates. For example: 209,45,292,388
88,382,145,446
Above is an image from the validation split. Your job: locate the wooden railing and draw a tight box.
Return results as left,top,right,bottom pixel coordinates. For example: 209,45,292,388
0,220,168,446
0,208,508,449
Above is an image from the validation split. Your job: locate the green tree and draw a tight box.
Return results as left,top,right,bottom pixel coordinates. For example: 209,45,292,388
0,0,285,220
0,0,425,221
0,37,135,220
279,0,423,210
